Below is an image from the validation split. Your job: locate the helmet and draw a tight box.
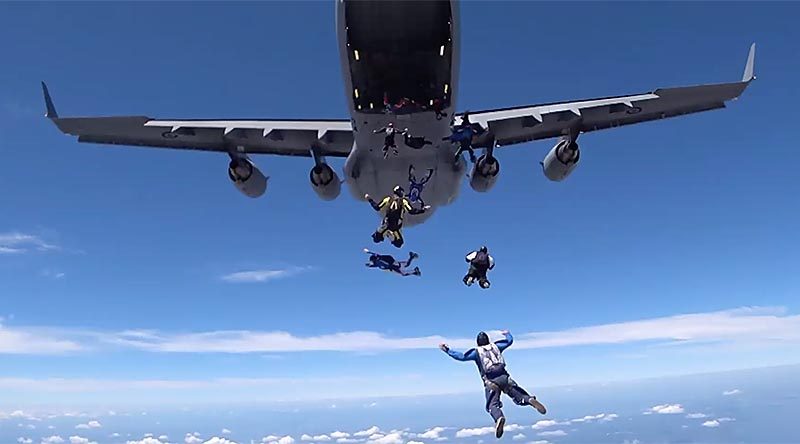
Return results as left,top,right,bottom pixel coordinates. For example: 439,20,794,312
393,185,405,197
388,122,394,127
479,246,488,253
476,331,490,346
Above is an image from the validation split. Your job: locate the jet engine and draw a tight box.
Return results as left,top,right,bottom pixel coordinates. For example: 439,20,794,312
228,157,268,198
469,154,500,192
309,163,341,201
541,138,580,181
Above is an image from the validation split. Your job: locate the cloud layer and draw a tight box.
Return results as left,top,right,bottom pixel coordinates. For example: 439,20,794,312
2,306,799,355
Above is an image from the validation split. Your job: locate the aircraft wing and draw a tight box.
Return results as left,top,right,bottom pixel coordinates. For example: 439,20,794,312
466,44,756,149
41,84,354,158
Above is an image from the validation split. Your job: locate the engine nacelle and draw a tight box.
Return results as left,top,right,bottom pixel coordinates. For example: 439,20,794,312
228,158,268,198
469,154,500,192
310,163,341,201
542,138,580,181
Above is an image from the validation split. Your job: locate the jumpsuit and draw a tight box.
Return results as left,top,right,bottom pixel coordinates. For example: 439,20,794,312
408,166,434,207
465,250,495,288
374,126,407,158
444,332,537,422
367,195,425,248
365,251,420,276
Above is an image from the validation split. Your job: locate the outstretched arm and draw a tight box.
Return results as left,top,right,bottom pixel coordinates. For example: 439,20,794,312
419,169,434,184
365,194,387,212
439,344,477,362
373,127,387,134
495,330,513,352
404,200,429,215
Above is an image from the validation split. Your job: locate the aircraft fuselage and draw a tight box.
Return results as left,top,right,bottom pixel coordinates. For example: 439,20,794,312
335,0,466,226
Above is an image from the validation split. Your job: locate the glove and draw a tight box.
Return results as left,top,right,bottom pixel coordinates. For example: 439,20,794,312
439,343,449,352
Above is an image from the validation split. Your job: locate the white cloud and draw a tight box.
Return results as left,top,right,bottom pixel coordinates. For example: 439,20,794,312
159,437,168,442
686,413,708,419
528,441,550,444
0,324,87,355
300,435,330,442
41,269,66,279
514,306,800,349
41,437,65,444
261,436,293,444
407,442,424,444
0,232,59,254
723,389,742,396
646,404,684,414
335,439,359,444
329,432,349,439
702,420,720,428
455,427,493,438
354,426,380,437
185,433,203,444
18,438,33,444
221,267,309,283
537,430,567,437
512,434,526,441
75,421,101,429
532,420,562,430
570,413,617,423
4,305,800,355
222,429,231,435
126,438,168,444
69,437,97,444
11,410,35,419
718,417,736,422
203,438,238,444
418,427,446,439
365,432,403,444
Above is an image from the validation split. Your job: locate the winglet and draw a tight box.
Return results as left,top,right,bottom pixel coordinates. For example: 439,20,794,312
742,43,756,82
41,81,58,118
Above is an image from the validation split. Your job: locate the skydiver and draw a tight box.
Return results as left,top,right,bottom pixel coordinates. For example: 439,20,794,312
403,132,433,150
431,97,447,120
373,123,407,159
365,185,429,248
408,165,434,207
363,249,421,277
439,331,547,439
464,246,494,289
442,111,478,163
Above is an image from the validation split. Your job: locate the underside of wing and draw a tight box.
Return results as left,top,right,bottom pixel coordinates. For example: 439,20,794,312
41,84,354,158
465,43,756,150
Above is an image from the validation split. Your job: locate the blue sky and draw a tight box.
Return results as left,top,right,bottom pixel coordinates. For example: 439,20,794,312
1,1,800,442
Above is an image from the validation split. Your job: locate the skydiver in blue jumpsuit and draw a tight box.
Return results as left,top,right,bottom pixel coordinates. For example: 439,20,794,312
439,331,547,438
443,111,482,163
363,249,421,277
408,165,434,207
